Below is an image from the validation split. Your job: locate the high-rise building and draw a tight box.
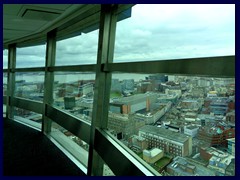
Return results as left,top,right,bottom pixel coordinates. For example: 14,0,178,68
122,79,135,92
64,96,76,109
111,79,122,93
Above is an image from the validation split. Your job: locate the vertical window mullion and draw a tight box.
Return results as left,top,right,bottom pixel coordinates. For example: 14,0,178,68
7,44,16,120
87,4,118,176
42,30,56,133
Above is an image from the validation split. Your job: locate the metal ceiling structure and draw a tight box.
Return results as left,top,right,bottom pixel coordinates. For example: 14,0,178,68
3,4,132,48
3,4,93,48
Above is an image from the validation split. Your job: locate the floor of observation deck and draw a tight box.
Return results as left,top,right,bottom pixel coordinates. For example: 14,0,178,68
3,118,86,176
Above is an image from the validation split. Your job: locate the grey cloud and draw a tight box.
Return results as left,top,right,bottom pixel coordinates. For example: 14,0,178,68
15,45,46,68
17,45,46,56
55,30,99,65
113,4,234,62
16,54,45,67
8,4,234,67
3,50,8,69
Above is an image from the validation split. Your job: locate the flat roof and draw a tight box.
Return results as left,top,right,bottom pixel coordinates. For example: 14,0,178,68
168,156,215,176
114,94,154,105
186,126,199,130
139,125,190,143
145,148,162,157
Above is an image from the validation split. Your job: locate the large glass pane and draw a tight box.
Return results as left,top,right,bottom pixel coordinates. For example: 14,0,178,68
14,107,42,129
3,72,7,96
3,105,6,118
107,73,235,176
3,72,7,118
15,72,44,102
3,49,8,69
51,121,89,168
53,72,95,123
56,29,99,66
103,163,115,176
114,4,235,63
16,44,46,68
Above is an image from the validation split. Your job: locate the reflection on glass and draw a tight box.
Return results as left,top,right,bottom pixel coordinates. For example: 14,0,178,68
103,163,115,176
107,73,235,176
51,121,89,167
3,105,6,118
14,107,42,129
3,72,7,96
114,4,235,62
53,72,96,123
15,72,44,102
56,29,99,66
3,49,8,69
16,44,46,68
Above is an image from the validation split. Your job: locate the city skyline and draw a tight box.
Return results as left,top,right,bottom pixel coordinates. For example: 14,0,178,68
8,73,235,176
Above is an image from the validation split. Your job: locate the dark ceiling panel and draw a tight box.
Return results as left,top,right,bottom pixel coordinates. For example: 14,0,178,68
21,9,61,21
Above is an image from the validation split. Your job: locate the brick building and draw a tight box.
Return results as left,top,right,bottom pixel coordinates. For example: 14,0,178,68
198,127,235,147
139,125,192,157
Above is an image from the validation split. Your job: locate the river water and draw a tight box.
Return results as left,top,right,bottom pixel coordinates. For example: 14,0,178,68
3,73,151,84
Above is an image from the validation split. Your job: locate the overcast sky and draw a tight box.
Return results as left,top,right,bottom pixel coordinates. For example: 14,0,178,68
3,4,235,68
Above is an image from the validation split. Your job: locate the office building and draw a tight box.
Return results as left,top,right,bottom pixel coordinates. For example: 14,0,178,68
167,156,215,176
184,126,199,137
139,125,192,157
199,146,235,175
207,152,234,175
147,74,168,91
137,81,155,93
198,127,235,147
64,96,76,109
108,112,135,139
122,79,135,92
109,93,156,114
203,97,230,116
226,111,235,124
128,135,148,151
134,102,171,124
111,79,122,93
176,99,202,112
157,93,178,104
79,83,94,96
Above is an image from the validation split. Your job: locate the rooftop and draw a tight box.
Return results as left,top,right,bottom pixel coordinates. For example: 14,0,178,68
185,126,199,130
168,156,215,176
113,93,155,105
143,148,162,157
139,125,190,143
